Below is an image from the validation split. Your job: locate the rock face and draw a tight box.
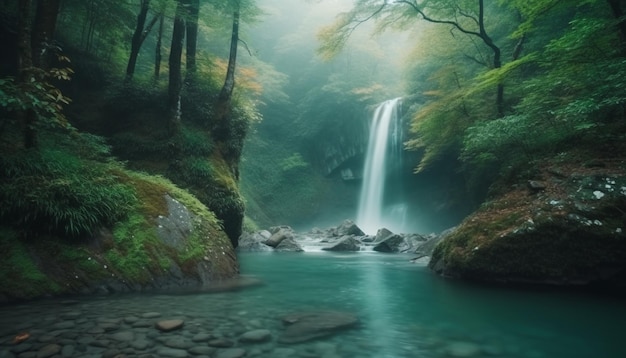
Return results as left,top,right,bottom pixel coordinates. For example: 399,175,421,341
430,161,626,286
278,311,359,344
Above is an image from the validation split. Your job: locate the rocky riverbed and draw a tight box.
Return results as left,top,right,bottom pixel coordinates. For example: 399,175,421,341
0,295,360,358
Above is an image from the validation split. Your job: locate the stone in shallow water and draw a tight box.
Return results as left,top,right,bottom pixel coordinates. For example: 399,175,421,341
156,347,189,358
208,338,234,348
131,339,151,350
155,319,184,332
142,312,162,319
36,344,61,358
163,338,193,349
188,346,216,355
278,311,359,344
215,348,246,358
110,331,135,342
239,329,272,343
191,333,212,342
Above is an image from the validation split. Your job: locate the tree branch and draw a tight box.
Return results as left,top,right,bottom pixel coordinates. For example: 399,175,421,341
394,0,482,38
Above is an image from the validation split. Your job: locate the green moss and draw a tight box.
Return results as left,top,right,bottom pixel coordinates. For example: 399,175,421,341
106,212,163,282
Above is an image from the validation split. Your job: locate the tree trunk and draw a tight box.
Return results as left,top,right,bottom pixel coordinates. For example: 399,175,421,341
126,0,150,81
476,0,504,117
154,12,164,80
168,0,186,136
31,0,61,68
218,5,240,102
185,0,199,77
17,0,37,148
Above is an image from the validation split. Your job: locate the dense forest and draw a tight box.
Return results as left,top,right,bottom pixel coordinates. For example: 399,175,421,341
1,0,626,300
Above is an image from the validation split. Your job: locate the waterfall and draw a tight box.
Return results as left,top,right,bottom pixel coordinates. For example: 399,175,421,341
356,98,405,234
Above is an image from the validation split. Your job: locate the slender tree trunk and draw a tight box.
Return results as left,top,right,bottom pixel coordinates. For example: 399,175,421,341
168,0,185,136
476,0,503,117
17,0,37,148
126,0,150,81
218,5,240,102
185,0,199,77
32,0,61,68
154,12,164,80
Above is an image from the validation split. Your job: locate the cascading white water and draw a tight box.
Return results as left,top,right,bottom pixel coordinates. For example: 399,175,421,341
356,98,404,234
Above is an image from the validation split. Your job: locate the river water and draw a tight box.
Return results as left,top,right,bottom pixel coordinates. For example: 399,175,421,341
1,252,625,358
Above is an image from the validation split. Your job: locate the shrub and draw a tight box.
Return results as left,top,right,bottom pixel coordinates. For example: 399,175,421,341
0,147,136,238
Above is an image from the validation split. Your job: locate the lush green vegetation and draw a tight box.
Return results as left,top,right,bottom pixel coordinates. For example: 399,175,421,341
319,0,626,190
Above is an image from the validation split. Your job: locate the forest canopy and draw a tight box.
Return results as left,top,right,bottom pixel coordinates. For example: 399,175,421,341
319,0,626,184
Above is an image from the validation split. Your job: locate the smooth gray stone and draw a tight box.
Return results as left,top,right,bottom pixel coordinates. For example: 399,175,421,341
188,346,216,355
155,320,184,332
155,348,188,358
239,329,271,343
215,348,246,358
110,331,135,342
36,344,61,358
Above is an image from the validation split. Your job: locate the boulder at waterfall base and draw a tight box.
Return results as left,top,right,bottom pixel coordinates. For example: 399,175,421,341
430,154,626,287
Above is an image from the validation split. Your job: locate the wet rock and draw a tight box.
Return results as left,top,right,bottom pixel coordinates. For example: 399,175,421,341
188,346,216,356
237,232,273,252
239,329,272,343
130,339,151,350
208,338,234,348
215,348,246,358
110,331,134,342
191,333,212,342
155,320,184,332
142,312,162,319
374,228,394,242
279,311,359,344
275,238,304,252
35,344,61,358
163,337,193,350
155,348,188,358
101,348,122,358
264,228,294,248
336,220,365,237
374,233,425,253
322,236,361,251
9,343,32,354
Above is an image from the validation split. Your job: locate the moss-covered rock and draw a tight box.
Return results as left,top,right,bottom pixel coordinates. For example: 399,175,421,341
430,155,626,286
0,171,239,303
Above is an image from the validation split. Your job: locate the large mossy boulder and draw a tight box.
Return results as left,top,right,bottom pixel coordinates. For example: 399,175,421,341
0,172,239,302
430,159,626,286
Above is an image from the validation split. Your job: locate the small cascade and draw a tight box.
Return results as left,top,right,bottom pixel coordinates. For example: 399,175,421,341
356,98,406,234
